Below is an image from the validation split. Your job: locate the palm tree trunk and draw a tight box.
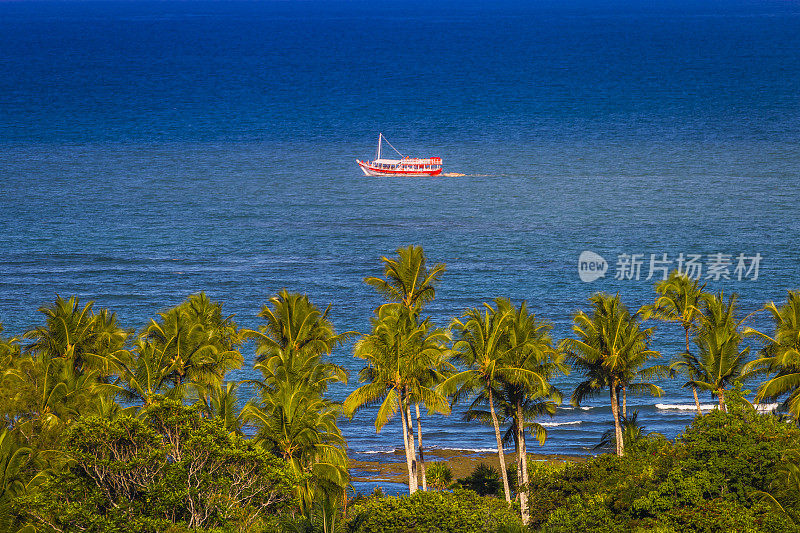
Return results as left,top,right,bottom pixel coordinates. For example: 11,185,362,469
488,387,512,503
684,326,690,356
622,385,627,419
693,385,702,415
513,429,521,500
717,388,727,412
516,400,530,525
400,396,417,494
415,403,427,491
405,401,419,492
686,326,702,416
610,386,624,457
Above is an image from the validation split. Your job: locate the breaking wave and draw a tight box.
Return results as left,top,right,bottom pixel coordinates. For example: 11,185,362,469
656,403,779,412
755,403,780,412
360,448,399,455
434,447,501,453
656,403,718,411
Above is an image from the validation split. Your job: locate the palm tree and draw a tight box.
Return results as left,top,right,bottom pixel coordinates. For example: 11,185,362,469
464,380,558,501
364,245,445,316
689,291,752,412
143,293,243,401
405,317,452,492
361,245,447,492
246,290,350,394
2,352,114,452
0,326,24,429
345,304,415,491
642,270,707,415
0,427,32,529
24,296,130,377
197,380,246,434
245,379,348,517
119,338,177,406
344,304,450,494
496,298,566,523
244,290,350,517
427,462,453,491
442,301,514,502
561,293,662,457
0,323,20,362
0,428,31,499
744,291,800,416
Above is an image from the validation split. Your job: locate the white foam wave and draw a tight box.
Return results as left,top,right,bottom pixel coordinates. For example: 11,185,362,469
539,420,582,427
755,403,779,412
420,447,503,453
360,449,399,455
656,402,779,412
656,403,718,411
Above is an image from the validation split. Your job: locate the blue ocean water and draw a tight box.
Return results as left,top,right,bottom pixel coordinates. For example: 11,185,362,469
1,0,800,485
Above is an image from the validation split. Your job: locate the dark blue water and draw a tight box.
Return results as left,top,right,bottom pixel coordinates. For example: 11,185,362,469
2,0,799,485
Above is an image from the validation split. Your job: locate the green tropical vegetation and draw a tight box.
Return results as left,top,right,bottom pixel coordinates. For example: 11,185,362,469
242,289,352,524
561,293,662,457
426,461,453,491
642,271,707,414
1,247,800,532
527,404,800,532
746,290,800,416
690,291,755,412
346,245,451,495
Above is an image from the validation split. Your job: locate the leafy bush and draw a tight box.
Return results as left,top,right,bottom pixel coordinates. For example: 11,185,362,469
527,410,800,532
540,493,623,533
345,489,521,533
427,461,453,491
677,408,798,502
18,400,297,532
457,463,501,497
656,498,796,533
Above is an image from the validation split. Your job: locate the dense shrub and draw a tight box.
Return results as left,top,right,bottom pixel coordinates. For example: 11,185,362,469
539,493,623,533
427,461,454,491
677,408,798,501
656,499,795,533
18,400,297,532
456,463,501,497
527,409,800,532
345,489,522,533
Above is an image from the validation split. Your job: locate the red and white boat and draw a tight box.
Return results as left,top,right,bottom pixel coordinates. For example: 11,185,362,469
356,133,442,176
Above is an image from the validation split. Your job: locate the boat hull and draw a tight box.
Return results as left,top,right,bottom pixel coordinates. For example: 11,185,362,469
357,160,443,177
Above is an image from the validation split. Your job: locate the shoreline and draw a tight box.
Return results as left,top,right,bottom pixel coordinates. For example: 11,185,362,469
350,448,588,486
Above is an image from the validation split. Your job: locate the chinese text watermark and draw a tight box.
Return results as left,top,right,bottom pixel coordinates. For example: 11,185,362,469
578,251,762,283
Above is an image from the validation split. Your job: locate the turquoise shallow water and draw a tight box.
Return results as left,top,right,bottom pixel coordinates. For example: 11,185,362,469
1,1,799,476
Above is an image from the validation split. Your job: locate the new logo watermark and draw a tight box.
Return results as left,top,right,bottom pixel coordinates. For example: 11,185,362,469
578,251,608,282
577,251,762,283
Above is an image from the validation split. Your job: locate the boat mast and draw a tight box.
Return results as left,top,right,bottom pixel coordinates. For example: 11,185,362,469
376,133,382,161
